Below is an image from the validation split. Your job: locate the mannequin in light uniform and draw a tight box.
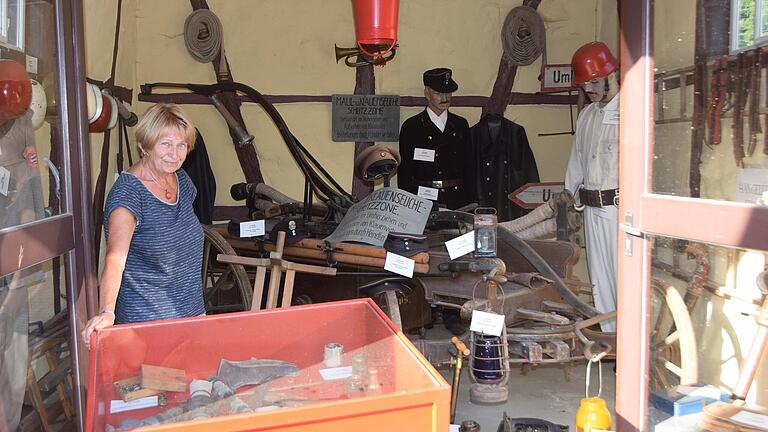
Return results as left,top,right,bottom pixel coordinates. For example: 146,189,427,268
565,42,620,332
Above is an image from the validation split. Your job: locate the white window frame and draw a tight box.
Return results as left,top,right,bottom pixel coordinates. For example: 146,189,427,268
0,0,24,51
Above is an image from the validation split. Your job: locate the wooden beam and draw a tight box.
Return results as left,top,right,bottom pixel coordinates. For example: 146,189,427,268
139,92,578,107
189,0,265,184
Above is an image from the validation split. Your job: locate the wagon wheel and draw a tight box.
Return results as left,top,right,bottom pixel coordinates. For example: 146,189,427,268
202,225,253,313
649,279,698,390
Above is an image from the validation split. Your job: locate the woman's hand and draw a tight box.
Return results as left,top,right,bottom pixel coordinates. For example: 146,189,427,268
81,311,115,350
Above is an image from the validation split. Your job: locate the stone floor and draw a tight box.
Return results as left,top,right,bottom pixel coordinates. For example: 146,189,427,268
422,327,617,431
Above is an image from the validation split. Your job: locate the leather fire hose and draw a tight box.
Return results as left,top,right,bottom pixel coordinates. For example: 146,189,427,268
497,227,600,318
501,5,546,66
184,9,223,63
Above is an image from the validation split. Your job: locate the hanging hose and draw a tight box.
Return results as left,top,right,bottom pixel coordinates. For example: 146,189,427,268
140,81,355,215
184,10,223,63
497,227,600,318
501,6,546,66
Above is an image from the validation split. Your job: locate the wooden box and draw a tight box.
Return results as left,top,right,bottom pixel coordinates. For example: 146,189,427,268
86,299,450,431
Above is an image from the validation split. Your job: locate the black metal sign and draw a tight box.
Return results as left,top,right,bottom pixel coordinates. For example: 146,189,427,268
331,94,400,142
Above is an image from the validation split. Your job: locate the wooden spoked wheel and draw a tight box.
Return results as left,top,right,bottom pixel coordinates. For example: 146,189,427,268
201,225,253,313
650,279,698,390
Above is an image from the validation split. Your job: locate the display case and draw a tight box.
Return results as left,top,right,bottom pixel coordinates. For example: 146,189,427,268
86,298,450,431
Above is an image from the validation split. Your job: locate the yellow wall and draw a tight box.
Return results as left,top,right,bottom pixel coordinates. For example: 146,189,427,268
124,0,608,203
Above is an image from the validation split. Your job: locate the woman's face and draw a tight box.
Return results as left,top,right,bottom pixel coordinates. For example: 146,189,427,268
143,129,188,174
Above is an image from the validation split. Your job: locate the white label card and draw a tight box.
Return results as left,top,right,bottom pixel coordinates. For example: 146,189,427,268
384,252,415,278
730,411,768,428
413,148,435,162
469,310,505,337
110,396,158,413
603,110,620,125
319,366,353,381
0,167,10,196
240,220,266,237
445,231,475,260
417,186,439,200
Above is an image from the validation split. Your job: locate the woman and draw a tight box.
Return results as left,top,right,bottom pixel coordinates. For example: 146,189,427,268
82,103,204,348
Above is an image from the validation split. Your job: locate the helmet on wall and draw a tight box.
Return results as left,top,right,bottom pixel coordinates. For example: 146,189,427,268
29,79,47,130
570,41,619,85
86,82,103,124
89,93,112,133
0,59,32,122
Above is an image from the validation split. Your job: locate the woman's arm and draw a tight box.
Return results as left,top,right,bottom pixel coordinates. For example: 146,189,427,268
81,207,136,349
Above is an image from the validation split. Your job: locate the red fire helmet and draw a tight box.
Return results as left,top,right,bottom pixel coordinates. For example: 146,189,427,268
0,59,32,122
571,41,619,85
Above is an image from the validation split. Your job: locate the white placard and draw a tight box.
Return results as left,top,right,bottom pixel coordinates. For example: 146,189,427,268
417,186,439,200
0,167,10,196
384,252,415,278
240,220,266,237
109,396,158,413
469,310,505,337
449,425,461,432
731,411,768,428
413,148,435,162
736,168,768,204
603,110,620,124
445,231,475,260
319,366,353,381
26,55,38,74
541,64,573,91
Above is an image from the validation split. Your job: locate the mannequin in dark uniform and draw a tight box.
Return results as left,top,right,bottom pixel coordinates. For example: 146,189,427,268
398,68,473,335
397,68,474,210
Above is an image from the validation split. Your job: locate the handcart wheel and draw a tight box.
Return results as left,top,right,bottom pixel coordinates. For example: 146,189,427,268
202,225,253,312
650,279,698,389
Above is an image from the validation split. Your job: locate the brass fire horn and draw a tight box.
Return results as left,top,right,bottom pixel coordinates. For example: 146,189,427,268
334,43,398,67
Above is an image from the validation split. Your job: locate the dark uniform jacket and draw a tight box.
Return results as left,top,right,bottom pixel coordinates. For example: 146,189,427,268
470,113,539,222
397,109,474,209
182,129,217,224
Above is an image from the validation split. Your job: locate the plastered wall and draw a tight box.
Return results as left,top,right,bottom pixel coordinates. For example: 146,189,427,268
123,0,609,203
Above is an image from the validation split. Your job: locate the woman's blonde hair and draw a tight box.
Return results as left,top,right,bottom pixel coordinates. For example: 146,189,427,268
135,103,196,154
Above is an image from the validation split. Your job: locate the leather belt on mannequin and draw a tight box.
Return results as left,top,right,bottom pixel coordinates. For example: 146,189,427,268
579,188,619,207
418,179,462,189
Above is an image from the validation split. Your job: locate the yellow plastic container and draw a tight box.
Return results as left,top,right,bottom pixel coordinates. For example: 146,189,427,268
575,396,612,432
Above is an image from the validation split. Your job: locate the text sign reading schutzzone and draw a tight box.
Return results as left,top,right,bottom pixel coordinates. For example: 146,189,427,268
332,94,400,142
324,187,432,247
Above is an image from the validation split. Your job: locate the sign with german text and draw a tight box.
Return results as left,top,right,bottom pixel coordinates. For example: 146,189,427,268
736,168,768,204
508,182,566,209
325,187,432,246
332,94,400,142
540,64,573,92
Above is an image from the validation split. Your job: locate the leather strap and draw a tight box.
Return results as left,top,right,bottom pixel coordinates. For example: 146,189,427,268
578,188,619,207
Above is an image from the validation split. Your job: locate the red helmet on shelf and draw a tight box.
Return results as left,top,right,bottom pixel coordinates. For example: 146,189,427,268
0,59,32,122
571,41,619,85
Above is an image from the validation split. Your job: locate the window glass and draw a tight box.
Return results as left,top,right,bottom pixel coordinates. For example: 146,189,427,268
654,1,768,204
648,236,767,427
738,0,757,49
762,0,768,36
0,1,61,234
0,0,24,51
1,256,71,430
